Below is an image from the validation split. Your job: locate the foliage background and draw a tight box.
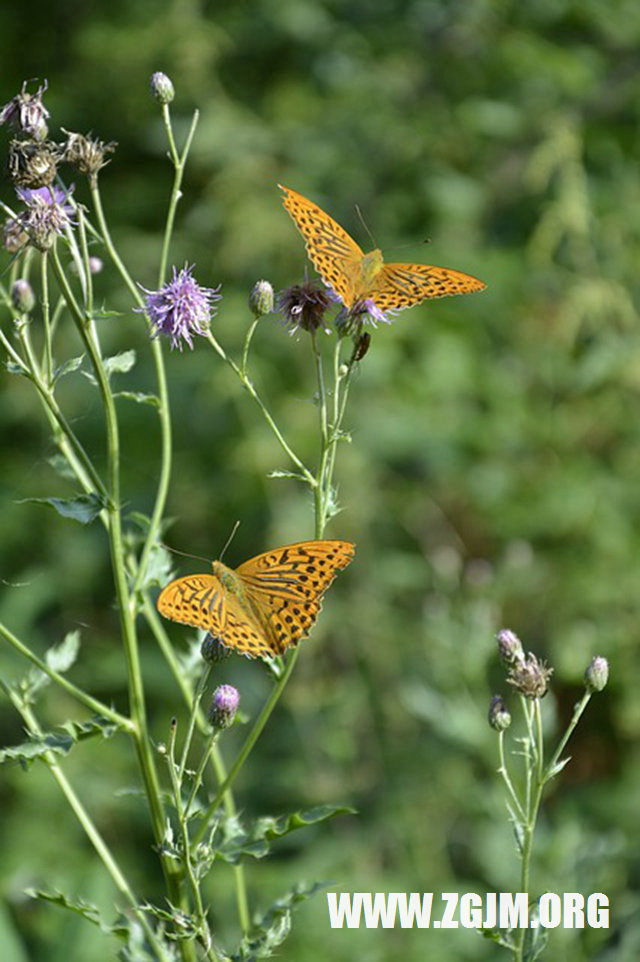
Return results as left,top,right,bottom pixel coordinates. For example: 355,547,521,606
1,0,639,959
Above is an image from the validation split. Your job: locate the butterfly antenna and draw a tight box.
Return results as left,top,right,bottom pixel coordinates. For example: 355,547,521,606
162,543,211,565
219,521,241,562
355,203,378,250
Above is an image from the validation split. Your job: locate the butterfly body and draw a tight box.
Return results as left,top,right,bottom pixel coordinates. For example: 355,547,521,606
279,184,485,312
157,540,354,659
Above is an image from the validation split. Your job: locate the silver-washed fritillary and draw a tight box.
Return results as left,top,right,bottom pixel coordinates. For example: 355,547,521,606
157,540,355,658
279,184,486,311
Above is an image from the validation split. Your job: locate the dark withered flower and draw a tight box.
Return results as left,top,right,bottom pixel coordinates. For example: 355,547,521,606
0,80,49,141
277,281,331,334
61,130,117,182
7,138,60,188
507,653,553,699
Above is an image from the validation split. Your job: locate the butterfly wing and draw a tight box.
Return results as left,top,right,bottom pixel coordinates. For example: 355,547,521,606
237,539,355,655
368,262,486,311
279,185,363,307
157,574,227,634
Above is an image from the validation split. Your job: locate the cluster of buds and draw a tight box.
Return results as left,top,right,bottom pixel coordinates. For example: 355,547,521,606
488,628,609,731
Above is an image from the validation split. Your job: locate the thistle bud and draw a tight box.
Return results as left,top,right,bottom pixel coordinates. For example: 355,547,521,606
7,139,59,188
11,279,35,314
249,279,275,317
200,633,231,663
150,72,175,104
207,684,239,730
497,629,525,668
507,653,553,699
488,695,511,732
584,655,609,694
351,331,371,362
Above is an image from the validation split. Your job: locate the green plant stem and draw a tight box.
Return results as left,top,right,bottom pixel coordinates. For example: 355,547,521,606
167,721,218,962
49,247,191,948
178,664,213,781
0,620,131,729
544,690,591,779
158,108,199,284
207,330,316,487
89,182,174,602
40,251,52,381
143,597,250,933
193,645,301,845
3,686,170,962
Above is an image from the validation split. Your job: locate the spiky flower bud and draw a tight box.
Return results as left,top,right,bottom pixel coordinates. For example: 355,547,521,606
61,130,116,183
207,684,239,730
507,653,553,699
7,139,59,188
488,694,511,732
584,655,609,694
0,80,49,141
497,628,525,668
200,633,232,663
150,72,175,104
249,279,275,317
11,279,35,314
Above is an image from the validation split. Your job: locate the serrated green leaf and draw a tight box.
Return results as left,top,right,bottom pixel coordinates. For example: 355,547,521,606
215,805,355,864
104,350,136,377
114,391,161,408
53,354,84,382
17,492,106,524
231,881,327,962
0,716,121,765
26,889,105,930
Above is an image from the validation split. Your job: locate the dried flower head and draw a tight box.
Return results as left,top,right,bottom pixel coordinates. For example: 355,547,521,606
61,130,117,182
0,80,49,140
137,264,221,350
207,684,240,731
249,279,275,317
277,281,331,334
8,139,60,188
497,629,525,668
16,185,75,251
488,694,511,732
150,72,175,104
507,652,553,699
584,655,609,694
350,330,372,362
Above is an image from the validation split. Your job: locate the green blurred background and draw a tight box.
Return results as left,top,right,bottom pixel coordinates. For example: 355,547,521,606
1,0,639,959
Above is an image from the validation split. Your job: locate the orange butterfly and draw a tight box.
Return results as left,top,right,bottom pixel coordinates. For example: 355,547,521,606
157,540,354,659
279,185,485,312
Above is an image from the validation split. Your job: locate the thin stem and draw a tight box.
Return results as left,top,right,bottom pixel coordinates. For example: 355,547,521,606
167,721,218,961
206,330,316,486
40,252,52,382
0,620,132,730
4,686,170,962
497,730,524,820
49,245,186,918
544,691,591,779
193,646,301,846
158,108,199,285
178,664,214,781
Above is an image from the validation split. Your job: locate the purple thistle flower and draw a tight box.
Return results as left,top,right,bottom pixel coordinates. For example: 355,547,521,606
335,297,393,330
15,184,75,251
137,264,221,350
207,684,240,731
